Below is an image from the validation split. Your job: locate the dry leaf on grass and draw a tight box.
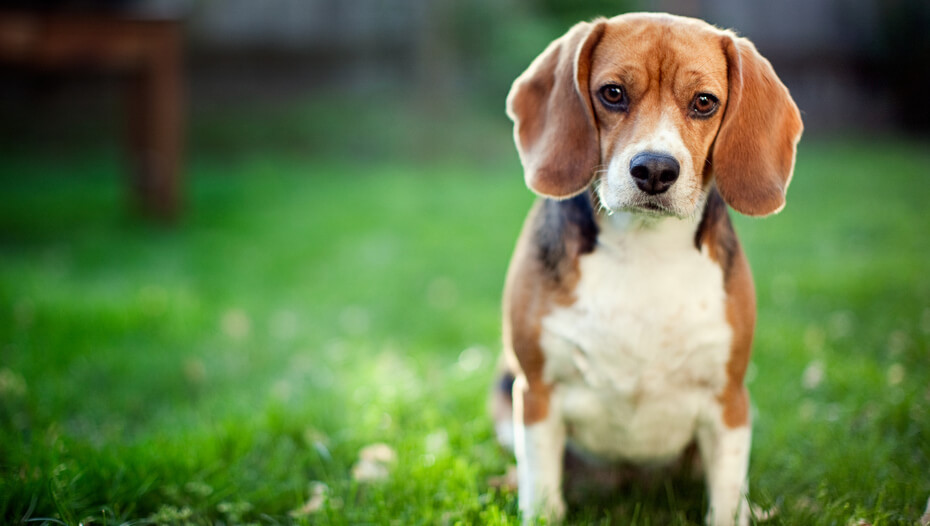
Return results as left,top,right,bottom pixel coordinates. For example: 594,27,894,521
920,495,930,526
750,502,779,522
351,443,397,482
290,482,328,517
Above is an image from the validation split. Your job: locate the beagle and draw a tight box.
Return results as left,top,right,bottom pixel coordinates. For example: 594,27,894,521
494,12,802,526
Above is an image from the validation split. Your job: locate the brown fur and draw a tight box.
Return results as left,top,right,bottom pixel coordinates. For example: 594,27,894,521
713,36,804,216
590,15,730,186
502,199,593,424
695,189,756,428
506,21,606,198
720,249,755,428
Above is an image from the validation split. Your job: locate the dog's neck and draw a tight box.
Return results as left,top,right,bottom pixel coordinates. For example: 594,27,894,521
597,209,701,249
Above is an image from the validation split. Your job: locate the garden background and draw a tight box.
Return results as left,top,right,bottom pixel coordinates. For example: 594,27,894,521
1,0,929,524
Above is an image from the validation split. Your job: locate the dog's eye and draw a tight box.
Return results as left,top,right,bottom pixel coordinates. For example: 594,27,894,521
598,84,628,111
690,93,719,118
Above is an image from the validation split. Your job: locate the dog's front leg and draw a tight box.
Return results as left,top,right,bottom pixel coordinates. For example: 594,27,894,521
697,411,752,526
512,375,566,524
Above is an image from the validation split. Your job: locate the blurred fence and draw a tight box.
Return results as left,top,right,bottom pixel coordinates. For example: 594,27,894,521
2,0,929,135
183,0,930,133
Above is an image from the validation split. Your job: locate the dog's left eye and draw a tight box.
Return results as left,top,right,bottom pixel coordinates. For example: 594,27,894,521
690,93,719,117
598,84,628,111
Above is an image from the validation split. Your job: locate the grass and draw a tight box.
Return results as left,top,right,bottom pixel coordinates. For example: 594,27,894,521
1,96,929,525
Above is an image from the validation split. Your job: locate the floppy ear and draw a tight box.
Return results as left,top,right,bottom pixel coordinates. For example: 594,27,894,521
506,20,606,199
712,35,803,216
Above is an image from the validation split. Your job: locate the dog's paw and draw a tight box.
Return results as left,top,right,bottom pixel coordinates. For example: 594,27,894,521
521,497,565,525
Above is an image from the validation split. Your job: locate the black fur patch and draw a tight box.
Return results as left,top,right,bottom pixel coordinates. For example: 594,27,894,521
695,188,738,278
533,192,599,280
498,371,516,401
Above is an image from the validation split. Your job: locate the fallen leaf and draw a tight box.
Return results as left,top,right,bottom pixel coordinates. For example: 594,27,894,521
290,482,328,517
351,443,396,482
750,502,779,522
359,442,396,463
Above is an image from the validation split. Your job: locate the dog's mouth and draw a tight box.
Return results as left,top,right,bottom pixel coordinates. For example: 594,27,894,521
637,201,665,212
600,197,676,218
628,198,673,216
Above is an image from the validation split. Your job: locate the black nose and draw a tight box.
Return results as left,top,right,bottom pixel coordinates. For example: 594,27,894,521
629,152,680,195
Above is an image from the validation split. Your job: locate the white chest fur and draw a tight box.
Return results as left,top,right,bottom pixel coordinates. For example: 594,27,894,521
540,212,733,463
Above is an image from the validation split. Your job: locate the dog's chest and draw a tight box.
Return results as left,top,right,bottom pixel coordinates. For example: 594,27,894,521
540,216,733,462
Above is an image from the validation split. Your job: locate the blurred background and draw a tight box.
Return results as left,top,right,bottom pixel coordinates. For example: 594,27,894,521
1,0,929,524
2,0,930,169
1,0,929,218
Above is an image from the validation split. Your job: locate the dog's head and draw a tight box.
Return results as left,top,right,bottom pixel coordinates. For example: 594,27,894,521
506,13,803,217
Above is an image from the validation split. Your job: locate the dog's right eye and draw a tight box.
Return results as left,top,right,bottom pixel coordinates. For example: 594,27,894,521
598,84,628,111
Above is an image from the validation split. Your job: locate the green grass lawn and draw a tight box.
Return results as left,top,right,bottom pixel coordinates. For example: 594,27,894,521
1,101,929,525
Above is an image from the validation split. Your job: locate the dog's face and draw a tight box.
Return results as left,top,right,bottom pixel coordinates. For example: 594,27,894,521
590,17,728,217
507,13,803,217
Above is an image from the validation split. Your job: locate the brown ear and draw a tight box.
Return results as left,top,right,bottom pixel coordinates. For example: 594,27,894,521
506,20,606,199
713,35,803,216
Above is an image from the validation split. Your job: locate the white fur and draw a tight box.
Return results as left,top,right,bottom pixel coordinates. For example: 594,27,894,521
495,420,515,452
514,210,751,525
512,375,567,522
597,113,705,218
698,418,751,526
542,211,731,460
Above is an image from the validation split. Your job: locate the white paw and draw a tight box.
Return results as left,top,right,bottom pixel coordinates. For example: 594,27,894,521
521,495,565,525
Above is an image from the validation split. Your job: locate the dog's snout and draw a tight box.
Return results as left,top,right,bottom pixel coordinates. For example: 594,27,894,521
629,152,680,195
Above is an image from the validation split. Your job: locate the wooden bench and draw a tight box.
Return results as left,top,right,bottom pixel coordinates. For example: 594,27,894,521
0,11,184,220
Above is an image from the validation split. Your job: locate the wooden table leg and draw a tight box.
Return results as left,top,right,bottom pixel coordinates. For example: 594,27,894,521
126,22,184,221
1,14,187,221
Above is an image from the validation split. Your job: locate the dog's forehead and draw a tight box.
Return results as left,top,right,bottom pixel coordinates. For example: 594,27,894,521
591,15,728,88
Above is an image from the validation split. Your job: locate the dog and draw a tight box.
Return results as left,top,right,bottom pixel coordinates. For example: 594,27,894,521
493,12,802,526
